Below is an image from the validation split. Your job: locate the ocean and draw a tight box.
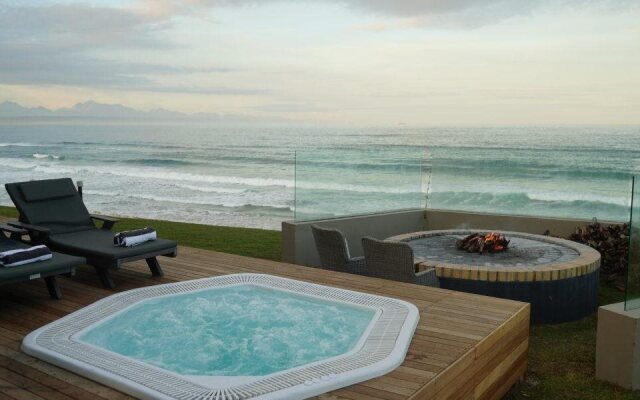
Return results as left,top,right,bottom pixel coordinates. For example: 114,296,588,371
0,122,637,230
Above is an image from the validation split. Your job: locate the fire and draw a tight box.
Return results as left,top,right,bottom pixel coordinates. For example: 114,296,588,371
457,232,510,254
484,232,507,252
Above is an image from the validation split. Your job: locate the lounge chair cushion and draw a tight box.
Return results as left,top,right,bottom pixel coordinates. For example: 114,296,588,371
19,179,78,202
48,228,177,261
6,179,94,234
0,239,83,283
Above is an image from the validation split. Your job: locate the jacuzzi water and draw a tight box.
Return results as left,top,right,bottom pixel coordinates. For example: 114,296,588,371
24,274,419,400
79,284,375,376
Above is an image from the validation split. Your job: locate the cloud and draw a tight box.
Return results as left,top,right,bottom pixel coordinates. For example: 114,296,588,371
0,0,636,103
346,0,639,30
126,0,536,27
127,85,270,95
344,0,503,16
346,1,555,30
0,43,262,95
0,2,261,95
344,0,636,17
0,3,167,48
192,0,637,30
0,2,171,86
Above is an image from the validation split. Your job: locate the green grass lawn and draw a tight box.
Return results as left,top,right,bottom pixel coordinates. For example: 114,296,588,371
505,284,640,400
0,205,636,399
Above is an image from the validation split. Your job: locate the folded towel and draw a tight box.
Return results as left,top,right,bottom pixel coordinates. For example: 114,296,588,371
0,245,53,267
114,227,157,247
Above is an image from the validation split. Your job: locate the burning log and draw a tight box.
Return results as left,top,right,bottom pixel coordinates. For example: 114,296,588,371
457,232,510,254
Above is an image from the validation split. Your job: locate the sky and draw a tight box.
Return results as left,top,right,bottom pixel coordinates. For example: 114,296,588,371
0,0,639,125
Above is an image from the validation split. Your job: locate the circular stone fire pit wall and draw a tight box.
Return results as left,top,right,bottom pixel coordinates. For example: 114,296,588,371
390,230,601,324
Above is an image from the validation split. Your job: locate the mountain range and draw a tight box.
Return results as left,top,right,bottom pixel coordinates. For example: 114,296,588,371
0,100,278,122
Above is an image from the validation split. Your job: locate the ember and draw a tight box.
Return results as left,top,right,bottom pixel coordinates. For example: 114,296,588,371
456,232,510,254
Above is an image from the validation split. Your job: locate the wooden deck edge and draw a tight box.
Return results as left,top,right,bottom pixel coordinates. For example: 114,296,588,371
409,302,530,400
479,350,528,400
475,339,528,400
475,303,531,356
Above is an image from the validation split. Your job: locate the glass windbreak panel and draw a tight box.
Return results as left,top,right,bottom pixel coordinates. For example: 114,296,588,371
625,176,640,310
429,145,633,222
294,147,429,221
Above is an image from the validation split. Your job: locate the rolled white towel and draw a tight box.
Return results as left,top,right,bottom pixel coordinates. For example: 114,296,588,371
0,245,53,267
114,227,157,247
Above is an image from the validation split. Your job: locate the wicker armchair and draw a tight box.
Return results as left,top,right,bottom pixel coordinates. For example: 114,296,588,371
361,237,438,287
310,225,367,275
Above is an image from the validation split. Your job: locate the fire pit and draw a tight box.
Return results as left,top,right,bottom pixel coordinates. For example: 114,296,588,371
387,229,601,324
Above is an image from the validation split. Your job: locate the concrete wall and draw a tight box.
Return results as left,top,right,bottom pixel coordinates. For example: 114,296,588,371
282,208,623,266
425,209,618,239
282,209,426,266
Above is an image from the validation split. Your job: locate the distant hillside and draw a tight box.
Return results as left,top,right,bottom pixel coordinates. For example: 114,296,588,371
0,100,283,122
0,101,55,117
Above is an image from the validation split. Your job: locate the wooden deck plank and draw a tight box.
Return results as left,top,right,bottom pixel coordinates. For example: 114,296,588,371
0,366,73,400
0,243,529,400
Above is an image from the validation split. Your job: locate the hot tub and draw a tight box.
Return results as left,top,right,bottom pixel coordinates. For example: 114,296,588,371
22,274,419,400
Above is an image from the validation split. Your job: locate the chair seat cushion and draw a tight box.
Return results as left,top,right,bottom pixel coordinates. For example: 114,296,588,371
0,240,83,283
48,229,177,261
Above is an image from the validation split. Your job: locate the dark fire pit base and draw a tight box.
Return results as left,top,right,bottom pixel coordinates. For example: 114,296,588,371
439,269,600,324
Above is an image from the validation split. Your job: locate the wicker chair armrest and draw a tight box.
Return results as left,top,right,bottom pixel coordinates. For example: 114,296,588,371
415,267,439,287
346,256,367,276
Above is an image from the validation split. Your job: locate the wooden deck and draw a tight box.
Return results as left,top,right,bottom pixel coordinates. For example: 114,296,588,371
0,246,530,400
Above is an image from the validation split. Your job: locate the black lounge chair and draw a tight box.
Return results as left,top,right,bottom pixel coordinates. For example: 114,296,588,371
5,178,178,288
0,223,84,299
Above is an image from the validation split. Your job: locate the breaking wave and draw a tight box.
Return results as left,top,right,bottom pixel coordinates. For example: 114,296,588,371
32,153,64,160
